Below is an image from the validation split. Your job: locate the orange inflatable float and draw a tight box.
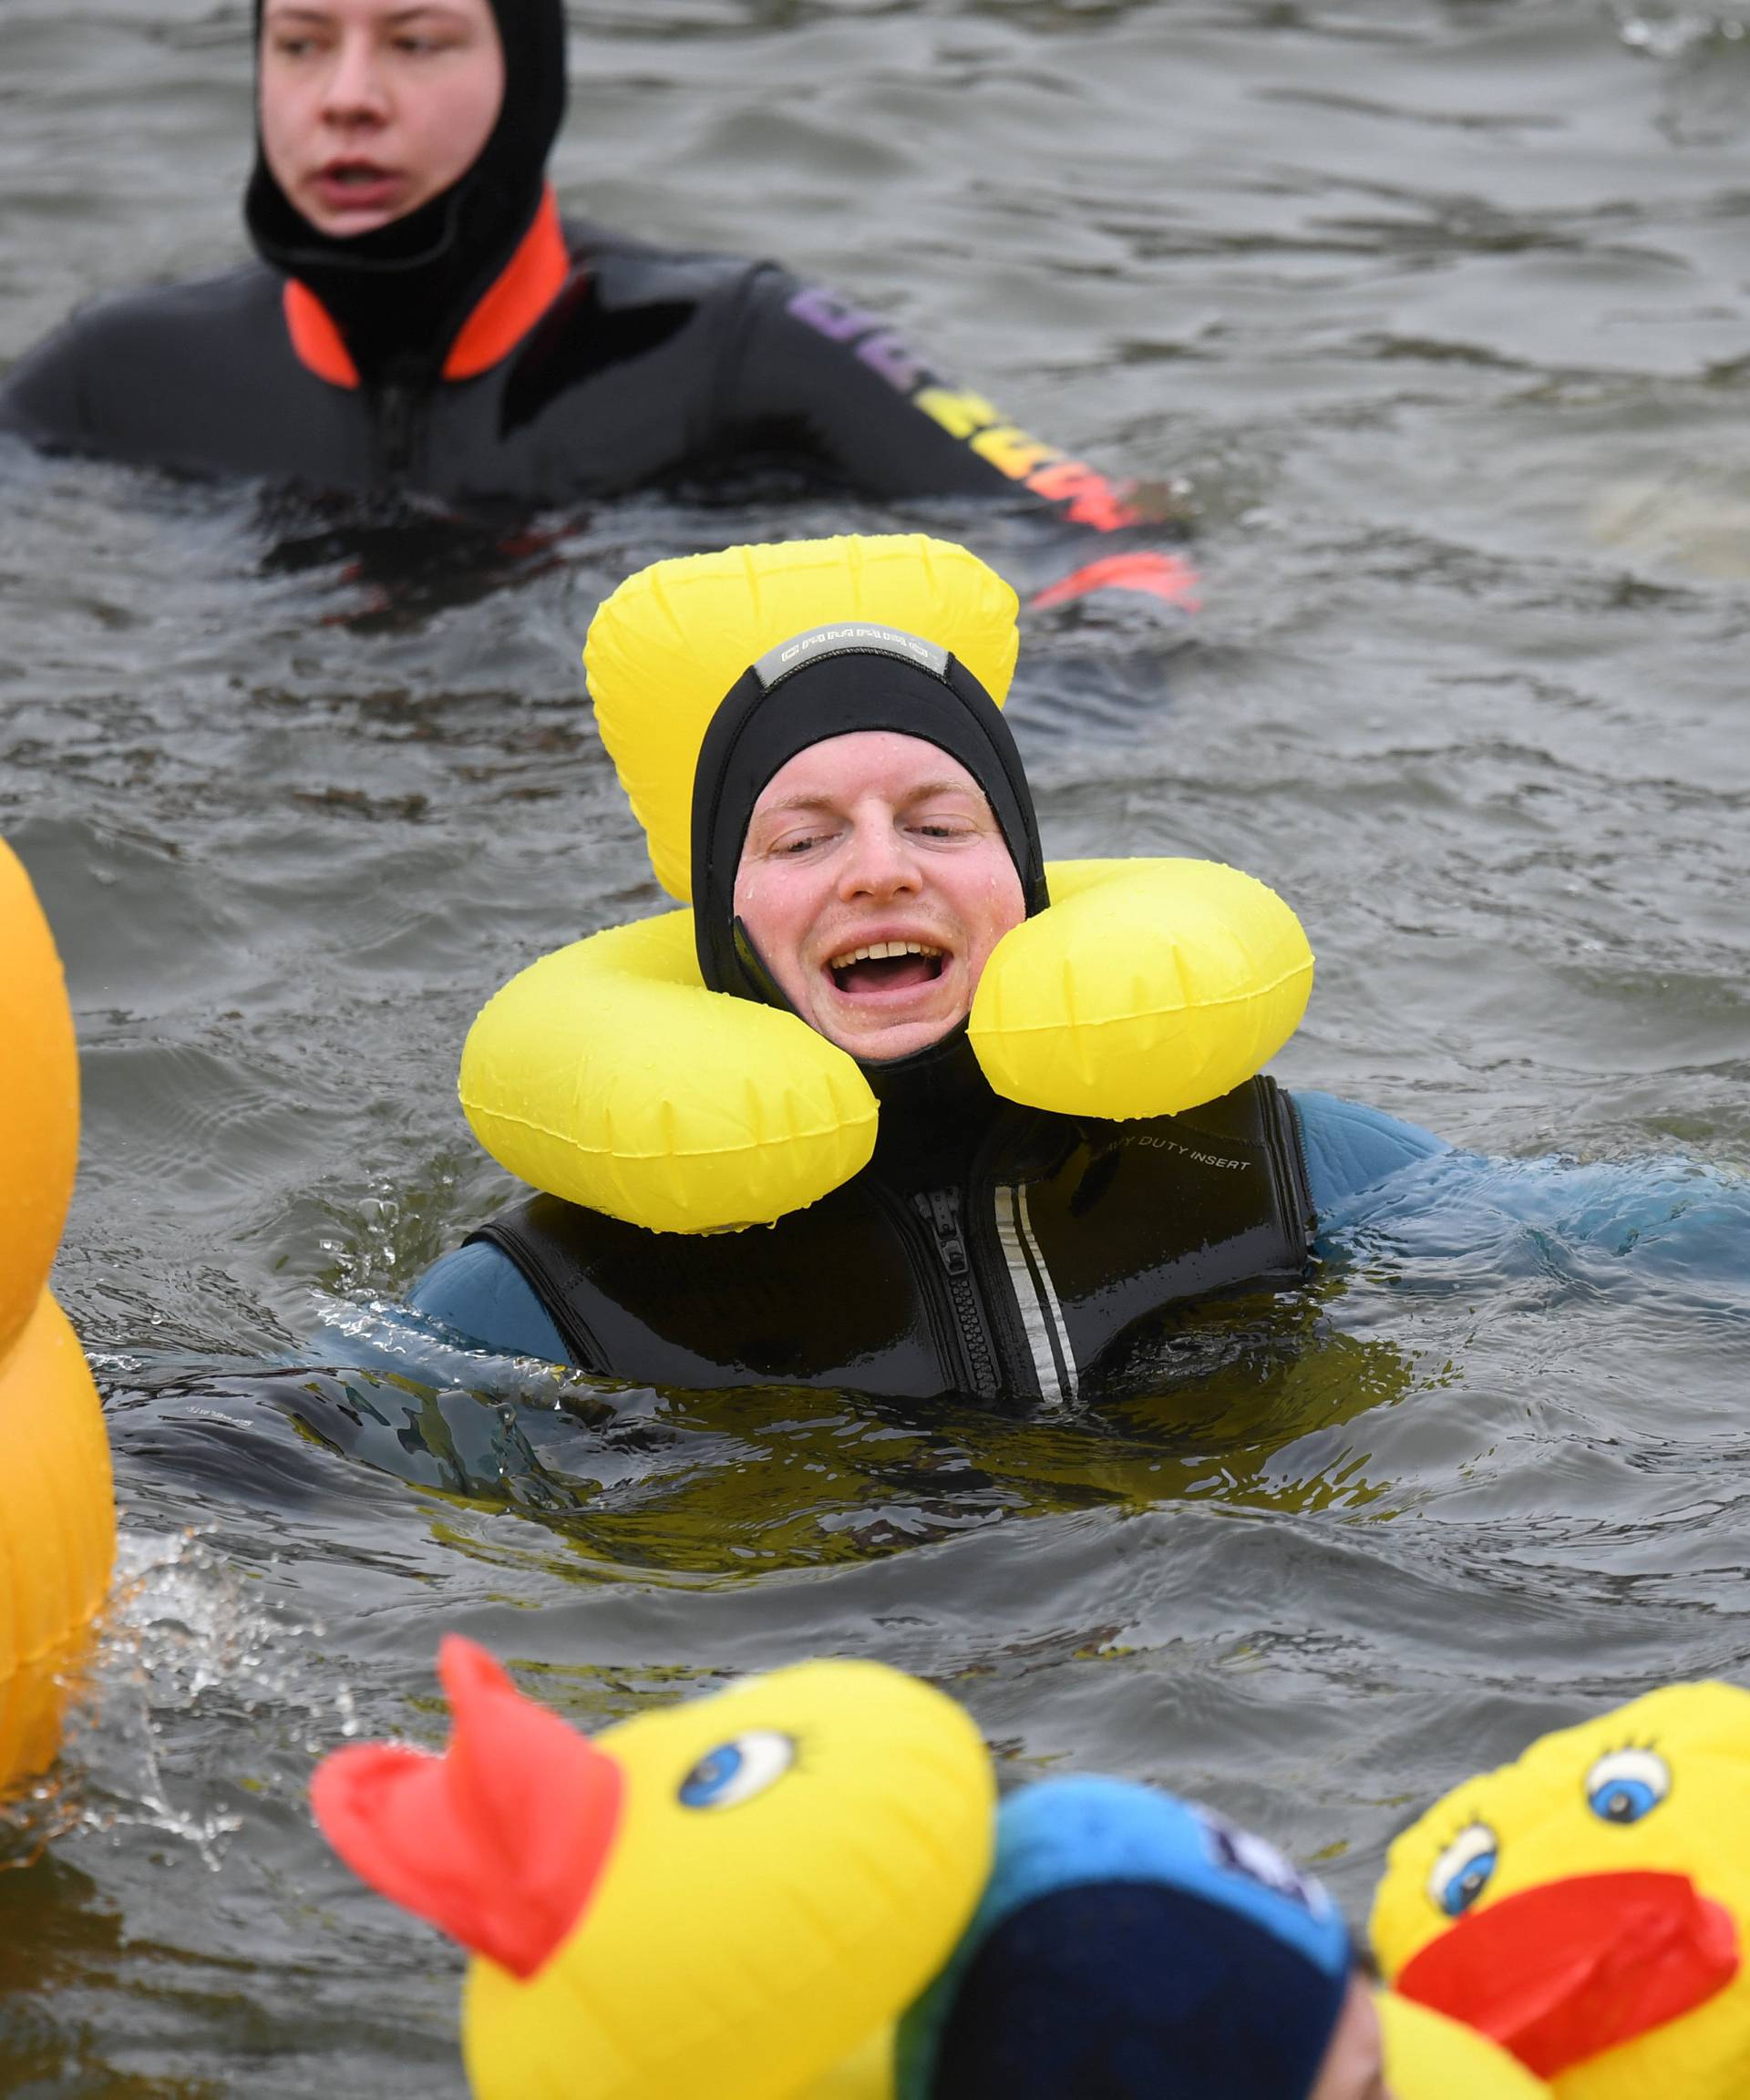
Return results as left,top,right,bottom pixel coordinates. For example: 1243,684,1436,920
0,838,113,1792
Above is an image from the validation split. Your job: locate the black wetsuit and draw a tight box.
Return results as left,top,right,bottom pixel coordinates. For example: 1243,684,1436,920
466,1076,1313,1406
422,624,1303,1408
4,0,1192,610
0,216,1156,539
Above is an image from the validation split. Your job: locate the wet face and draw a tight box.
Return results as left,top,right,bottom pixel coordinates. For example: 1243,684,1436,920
259,0,505,238
734,731,1026,1064
1307,1978,1395,2100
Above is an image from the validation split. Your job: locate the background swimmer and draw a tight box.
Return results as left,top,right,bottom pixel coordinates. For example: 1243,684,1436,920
0,0,1193,612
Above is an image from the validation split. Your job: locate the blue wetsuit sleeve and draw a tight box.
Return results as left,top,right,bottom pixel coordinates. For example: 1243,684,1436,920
1297,1100,1750,1299
405,1242,569,1364
1288,1090,1450,1218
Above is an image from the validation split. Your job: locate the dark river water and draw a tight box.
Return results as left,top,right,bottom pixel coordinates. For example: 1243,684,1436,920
4,0,1750,2090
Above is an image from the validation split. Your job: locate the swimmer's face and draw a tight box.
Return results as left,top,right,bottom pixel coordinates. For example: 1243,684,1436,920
734,731,1026,1065
259,0,505,239
1308,1978,1395,2100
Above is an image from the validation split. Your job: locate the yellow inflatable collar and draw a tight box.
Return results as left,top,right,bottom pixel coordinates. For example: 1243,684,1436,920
462,854,1312,1232
586,533,1020,903
461,535,1314,1234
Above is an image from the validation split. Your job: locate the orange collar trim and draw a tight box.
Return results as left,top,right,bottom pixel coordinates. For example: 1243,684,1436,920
282,187,571,392
443,189,569,380
283,276,360,388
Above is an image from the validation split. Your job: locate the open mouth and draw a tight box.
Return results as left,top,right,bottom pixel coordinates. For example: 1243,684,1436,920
310,161,407,213
321,161,396,188
826,940,945,997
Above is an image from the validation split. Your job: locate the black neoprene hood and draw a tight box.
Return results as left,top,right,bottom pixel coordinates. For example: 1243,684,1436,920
246,0,567,382
690,624,1049,1005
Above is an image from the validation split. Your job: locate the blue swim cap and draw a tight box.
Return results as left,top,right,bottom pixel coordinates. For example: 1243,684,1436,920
898,1776,1354,2100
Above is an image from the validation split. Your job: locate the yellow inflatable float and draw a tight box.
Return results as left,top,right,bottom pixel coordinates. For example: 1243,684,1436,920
1373,1682,1750,2098
459,535,1313,1233
316,1642,1543,2100
0,839,114,1793
314,1639,994,2100
1378,1991,1550,2097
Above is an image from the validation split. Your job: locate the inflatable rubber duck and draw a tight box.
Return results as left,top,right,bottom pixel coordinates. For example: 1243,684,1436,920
313,1637,994,2100
1378,1992,1550,2099
0,837,113,1794
318,1642,1543,2100
1372,1682,1750,2097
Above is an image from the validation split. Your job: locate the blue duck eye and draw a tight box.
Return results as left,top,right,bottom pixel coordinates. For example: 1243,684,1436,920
1585,1747,1670,1826
677,1730,795,1809
1428,1822,1498,1918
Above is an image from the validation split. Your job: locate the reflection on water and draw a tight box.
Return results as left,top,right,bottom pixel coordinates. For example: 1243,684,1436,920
0,1854,221,2100
114,1276,1416,1574
5,0,1750,2089
252,489,582,633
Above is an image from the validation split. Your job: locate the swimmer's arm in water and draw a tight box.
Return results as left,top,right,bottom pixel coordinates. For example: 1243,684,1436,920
0,272,274,468
721,267,1199,615
1315,1140,1750,1290
1292,1091,1750,1286
0,314,94,451
1290,1089,1451,1213
403,1240,570,1362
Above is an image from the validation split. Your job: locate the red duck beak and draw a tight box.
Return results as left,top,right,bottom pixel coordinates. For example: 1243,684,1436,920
311,1635,625,1980
1398,1870,1739,2080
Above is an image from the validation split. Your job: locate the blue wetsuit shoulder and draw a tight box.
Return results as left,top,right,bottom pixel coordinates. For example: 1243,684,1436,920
1287,1089,1450,1216
407,1241,568,1363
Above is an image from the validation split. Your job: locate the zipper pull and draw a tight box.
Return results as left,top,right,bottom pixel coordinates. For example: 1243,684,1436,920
917,1189,970,1276
372,354,424,479
379,384,414,477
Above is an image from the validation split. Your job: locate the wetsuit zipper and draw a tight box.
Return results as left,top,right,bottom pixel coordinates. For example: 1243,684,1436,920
1259,1076,1316,1257
375,377,419,481
913,1188,1000,1403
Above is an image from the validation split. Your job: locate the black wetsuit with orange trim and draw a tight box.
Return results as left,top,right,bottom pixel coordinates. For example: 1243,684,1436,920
0,190,1195,611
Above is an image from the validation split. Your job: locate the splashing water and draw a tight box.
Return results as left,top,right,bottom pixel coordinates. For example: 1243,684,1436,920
3,1532,355,1873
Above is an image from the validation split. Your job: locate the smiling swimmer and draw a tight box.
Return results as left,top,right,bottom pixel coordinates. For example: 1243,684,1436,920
393,535,1450,1404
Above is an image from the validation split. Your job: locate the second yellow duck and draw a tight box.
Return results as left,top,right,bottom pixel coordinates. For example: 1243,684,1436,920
1373,1682,1750,2098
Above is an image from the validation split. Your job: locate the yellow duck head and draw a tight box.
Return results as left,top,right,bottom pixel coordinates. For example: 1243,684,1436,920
1371,1682,1750,2098
0,838,114,1794
314,1638,995,2100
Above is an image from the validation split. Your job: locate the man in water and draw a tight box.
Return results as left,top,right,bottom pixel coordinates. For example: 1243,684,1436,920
0,0,1191,612
400,603,1444,1400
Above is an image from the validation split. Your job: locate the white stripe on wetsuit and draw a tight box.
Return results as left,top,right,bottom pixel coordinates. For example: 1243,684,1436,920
993,1183,1079,1409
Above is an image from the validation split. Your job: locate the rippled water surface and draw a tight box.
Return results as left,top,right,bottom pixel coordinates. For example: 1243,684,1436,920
4,0,1750,2089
